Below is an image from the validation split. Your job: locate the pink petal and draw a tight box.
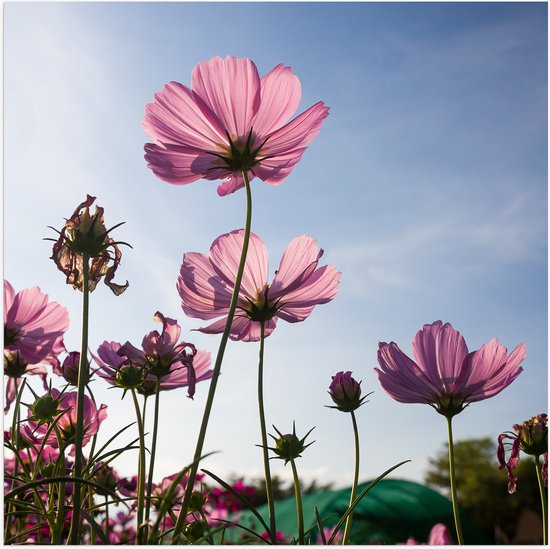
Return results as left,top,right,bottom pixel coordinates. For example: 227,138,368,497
412,321,469,395
143,81,225,149
216,173,247,196
428,524,453,545
262,101,329,156
275,265,341,319
144,143,229,186
156,350,213,390
253,149,306,187
197,314,276,342
461,339,525,402
209,230,268,300
4,280,15,321
270,235,323,297
177,252,233,320
375,342,441,403
251,64,301,136
192,56,261,138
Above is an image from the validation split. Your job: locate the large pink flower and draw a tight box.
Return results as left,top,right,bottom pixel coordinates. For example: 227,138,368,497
95,312,213,398
375,321,525,417
143,55,329,196
4,281,69,413
177,230,341,342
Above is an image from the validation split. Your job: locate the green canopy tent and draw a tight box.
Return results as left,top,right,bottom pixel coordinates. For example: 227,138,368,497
221,478,489,544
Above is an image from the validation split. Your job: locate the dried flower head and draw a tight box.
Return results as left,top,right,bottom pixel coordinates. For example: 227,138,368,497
48,195,130,295
498,413,548,494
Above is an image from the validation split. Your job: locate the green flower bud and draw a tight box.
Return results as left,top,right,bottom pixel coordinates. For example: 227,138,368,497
268,422,315,464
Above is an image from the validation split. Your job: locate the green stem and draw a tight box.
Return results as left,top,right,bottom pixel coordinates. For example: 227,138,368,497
535,454,547,544
171,170,253,544
131,388,147,545
446,416,464,545
145,384,161,543
258,320,277,542
290,458,304,545
342,410,360,545
68,252,90,545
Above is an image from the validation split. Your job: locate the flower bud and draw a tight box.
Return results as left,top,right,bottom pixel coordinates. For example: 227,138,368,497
115,363,144,390
188,490,208,514
184,520,208,542
92,462,119,497
328,371,367,413
28,392,61,424
268,422,315,464
59,352,87,386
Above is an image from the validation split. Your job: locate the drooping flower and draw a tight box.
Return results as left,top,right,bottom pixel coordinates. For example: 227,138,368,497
375,321,525,417
328,371,370,413
4,280,69,412
22,388,107,454
178,230,341,342
49,195,129,295
497,413,548,494
94,311,213,398
143,55,329,196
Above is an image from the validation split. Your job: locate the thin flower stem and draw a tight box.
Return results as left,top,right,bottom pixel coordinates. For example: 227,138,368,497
446,416,464,545
131,388,147,545
171,170,253,544
290,458,304,545
535,454,547,544
68,252,90,545
145,383,161,543
258,320,277,543
342,410,360,545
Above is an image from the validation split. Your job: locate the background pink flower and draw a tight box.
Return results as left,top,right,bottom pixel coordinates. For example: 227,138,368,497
375,320,525,416
4,280,69,412
143,55,329,196
177,230,341,342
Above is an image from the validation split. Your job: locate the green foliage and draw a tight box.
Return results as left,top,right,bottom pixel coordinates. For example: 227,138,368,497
425,437,541,542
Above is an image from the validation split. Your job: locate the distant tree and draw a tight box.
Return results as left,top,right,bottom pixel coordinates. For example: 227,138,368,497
425,437,540,542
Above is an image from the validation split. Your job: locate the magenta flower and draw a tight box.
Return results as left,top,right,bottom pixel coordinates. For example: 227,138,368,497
4,280,69,412
498,413,548,494
178,230,340,342
95,311,213,398
143,55,329,196
375,321,525,417
23,388,107,454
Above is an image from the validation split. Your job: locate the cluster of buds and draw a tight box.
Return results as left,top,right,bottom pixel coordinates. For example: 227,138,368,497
327,371,370,413
498,413,548,493
48,195,129,295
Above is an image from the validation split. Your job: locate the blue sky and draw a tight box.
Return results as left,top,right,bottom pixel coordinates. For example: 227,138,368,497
4,2,547,490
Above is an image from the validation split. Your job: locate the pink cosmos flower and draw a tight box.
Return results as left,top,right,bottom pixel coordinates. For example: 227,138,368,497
95,311,213,398
498,413,548,494
143,55,329,196
375,321,525,417
4,280,69,412
22,389,107,455
177,230,341,342
405,523,453,545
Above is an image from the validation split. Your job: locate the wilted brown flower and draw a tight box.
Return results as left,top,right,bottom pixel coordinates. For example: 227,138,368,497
49,195,129,295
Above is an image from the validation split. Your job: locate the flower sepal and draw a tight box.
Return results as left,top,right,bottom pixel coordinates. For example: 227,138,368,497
264,422,315,465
